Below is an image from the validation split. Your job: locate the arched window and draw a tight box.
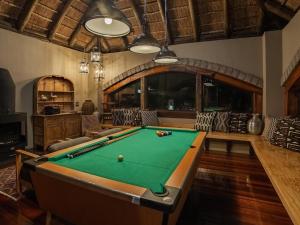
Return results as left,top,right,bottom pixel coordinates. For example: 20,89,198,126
147,72,196,111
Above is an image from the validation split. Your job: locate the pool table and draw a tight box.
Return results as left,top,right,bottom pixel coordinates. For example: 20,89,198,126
24,126,206,225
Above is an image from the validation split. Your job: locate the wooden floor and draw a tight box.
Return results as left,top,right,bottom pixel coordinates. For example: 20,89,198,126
0,150,293,225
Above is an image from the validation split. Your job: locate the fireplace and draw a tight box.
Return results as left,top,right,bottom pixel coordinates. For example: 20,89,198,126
0,68,27,165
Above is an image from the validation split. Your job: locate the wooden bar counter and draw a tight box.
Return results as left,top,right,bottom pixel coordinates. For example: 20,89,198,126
207,132,300,225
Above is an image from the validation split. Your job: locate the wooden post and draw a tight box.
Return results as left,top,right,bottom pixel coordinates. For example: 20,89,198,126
46,211,52,225
15,152,22,195
141,77,147,110
195,75,202,112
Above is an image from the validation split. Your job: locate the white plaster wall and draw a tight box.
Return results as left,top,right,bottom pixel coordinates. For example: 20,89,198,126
262,30,284,117
282,11,300,73
103,36,263,83
0,28,89,148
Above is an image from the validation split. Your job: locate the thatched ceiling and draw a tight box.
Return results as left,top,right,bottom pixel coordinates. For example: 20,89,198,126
0,0,299,53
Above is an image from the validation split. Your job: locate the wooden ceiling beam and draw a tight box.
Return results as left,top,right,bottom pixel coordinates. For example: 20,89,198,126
69,24,83,47
223,0,229,37
49,0,76,41
264,0,294,21
157,0,172,44
187,0,198,41
86,36,97,52
17,0,39,32
257,2,264,35
101,38,110,53
121,37,129,50
68,0,94,47
128,0,142,29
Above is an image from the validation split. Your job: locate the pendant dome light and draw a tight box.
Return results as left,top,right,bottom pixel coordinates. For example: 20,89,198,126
154,0,178,63
129,0,161,54
84,0,131,37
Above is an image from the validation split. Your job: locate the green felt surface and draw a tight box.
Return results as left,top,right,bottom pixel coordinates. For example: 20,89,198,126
49,127,199,193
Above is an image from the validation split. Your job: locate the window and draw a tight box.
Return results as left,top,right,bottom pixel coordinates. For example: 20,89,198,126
202,77,253,113
110,80,141,108
147,72,196,111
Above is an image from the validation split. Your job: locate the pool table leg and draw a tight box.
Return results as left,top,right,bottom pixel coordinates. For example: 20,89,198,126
45,211,52,225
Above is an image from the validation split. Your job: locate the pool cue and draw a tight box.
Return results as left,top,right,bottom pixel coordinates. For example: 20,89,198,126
67,142,106,159
67,130,139,159
106,131,138,145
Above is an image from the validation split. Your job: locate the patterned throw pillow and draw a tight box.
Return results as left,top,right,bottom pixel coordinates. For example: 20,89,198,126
140,110,159,126
262,117,278,141
286,119,300,152
112,109,124,125
194,112,216,132
123,109,136,126
213,112,230,132
229,113,251,134
270,119,291,148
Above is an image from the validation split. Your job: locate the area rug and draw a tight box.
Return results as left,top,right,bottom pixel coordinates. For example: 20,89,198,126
0,165,19,201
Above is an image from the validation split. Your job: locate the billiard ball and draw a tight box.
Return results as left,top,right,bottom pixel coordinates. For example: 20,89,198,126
117,154,124,162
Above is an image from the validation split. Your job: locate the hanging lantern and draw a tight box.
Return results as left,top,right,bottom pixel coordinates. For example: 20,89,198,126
80,59,89,74
91,46,101,63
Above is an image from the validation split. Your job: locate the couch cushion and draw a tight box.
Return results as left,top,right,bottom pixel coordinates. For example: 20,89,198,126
213,112,230,132
270,118,291,148
112,109,124,125
286,119,300,152
48,137,92,152
194,112,216,132
229,113,250,134
123,108,137,126
141,110,159,126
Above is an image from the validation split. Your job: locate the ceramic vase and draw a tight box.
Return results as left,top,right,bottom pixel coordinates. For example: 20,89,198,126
247,113,263,135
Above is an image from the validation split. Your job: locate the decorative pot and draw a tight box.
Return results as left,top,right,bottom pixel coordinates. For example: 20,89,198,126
247,113,263,135
82,100,95,115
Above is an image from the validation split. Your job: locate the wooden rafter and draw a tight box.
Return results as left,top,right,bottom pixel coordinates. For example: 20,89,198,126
223,0,229,37
17,0,39,32
257,1,264,35
128,0,142,29
69,0,94,47
187,0,198,41
101,38,110,53
157,0,172,44
264,0,294,21
49,0,76,41
121,37,129,50
86,36,97,52
69,24,83,47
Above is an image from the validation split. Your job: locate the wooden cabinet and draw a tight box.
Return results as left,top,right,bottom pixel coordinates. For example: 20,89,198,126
33,114,82,151
32,75,81,152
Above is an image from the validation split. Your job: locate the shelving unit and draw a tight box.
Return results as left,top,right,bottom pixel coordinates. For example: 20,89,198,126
33,75,75,115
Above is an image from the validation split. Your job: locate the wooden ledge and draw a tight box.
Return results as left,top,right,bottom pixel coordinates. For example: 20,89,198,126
206,131,260,142
205,131,300,225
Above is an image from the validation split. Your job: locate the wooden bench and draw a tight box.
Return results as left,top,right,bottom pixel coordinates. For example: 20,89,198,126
206,132,300,225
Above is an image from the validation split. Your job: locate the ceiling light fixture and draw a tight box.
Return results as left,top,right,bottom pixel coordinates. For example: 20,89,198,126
154,0,178,63
129,0,161,54
84,0,131,37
